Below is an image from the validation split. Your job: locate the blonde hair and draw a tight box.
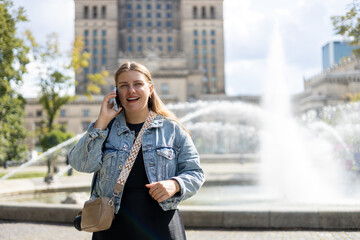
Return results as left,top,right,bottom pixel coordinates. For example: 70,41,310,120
114,61,185,129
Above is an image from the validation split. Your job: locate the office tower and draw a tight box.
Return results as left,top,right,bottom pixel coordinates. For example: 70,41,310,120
74,0,119,94
322,41,356,69
74,0,225,102
180,0,225,95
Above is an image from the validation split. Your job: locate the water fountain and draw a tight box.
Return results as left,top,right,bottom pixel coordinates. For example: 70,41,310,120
259,23,347,203
165,100,360,206
166,23,360,207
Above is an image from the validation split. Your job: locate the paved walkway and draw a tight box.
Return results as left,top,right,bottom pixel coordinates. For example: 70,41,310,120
1,221,360,240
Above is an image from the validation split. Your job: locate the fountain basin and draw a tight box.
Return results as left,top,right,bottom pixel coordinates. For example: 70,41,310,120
1,201,360,229
1,170,360,229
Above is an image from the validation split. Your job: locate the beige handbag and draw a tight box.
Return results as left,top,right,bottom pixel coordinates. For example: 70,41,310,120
76,111,157,232
80,196,115,232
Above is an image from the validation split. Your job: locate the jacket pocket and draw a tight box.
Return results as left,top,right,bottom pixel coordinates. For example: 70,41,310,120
156,147,176,180
156,147,175,159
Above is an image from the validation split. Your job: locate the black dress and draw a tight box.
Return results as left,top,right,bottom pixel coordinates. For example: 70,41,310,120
93,122,186,240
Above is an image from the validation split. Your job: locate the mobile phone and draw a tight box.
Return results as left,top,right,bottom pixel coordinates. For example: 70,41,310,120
109,87,121,111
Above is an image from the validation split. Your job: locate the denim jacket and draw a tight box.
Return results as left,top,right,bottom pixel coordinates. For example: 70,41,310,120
68,111,205,213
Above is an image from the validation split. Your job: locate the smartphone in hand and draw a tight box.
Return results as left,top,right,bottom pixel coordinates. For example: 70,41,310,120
109,87,121,111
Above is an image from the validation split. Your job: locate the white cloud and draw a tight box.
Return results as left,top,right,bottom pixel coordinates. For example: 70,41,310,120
224,0,268,62
15,0,74,52
225,59,267,96
224,0,265,40
298,0,305,7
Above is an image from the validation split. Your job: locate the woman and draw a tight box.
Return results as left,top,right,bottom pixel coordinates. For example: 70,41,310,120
68,62,205,240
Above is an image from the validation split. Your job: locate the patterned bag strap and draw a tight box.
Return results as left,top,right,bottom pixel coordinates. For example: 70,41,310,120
113,110,157,194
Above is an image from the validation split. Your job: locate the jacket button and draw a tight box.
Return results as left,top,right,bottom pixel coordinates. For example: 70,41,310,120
126,133,129,137
118,165,123,170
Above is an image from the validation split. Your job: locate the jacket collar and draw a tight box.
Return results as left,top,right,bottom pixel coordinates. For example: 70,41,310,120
114,110,163,135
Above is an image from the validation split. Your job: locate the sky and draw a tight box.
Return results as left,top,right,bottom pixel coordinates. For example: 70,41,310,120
12,0,348,98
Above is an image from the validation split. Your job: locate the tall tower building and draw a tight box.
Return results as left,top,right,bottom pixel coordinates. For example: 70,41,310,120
180,0,225,94
74,0,119,94
322,41,356,69
118,0,182,57
74,0,225,102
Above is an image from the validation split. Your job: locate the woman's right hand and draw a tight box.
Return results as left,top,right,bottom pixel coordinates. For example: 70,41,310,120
93,90,122,130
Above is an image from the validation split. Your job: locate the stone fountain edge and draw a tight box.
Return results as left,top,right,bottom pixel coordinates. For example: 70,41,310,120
1,202,360,229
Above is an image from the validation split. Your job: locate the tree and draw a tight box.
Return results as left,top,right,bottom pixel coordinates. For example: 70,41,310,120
39,71,73,130
333,1,360,102
70,36,108,100
25,33,76,181
26,33,108,131
25,32,107,180
39,128,74,152
331,0,360,57
38,126,74,182
25,32,75,131
0,0,29,166
345,92,360,102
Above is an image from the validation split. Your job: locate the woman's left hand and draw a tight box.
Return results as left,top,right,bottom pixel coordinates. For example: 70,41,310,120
145,180,180,203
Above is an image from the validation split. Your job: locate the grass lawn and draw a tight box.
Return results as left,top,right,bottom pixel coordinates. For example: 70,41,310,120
0,172,47,179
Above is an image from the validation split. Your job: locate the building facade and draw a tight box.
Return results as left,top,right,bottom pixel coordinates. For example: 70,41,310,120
294,57,360,114
74,0,119,94
322,41,356,70
24,96,103,149
74,0,225,101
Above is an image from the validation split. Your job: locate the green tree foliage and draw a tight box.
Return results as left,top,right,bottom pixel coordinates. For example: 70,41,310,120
24,32,75,133
26,34,108,133
0,0,29,164
39,128,74,152
333,1,360,102
70,36,108,100
39,71,75,130
331,0,360,57
0,94,28,163
24,34,107,182
24,32,76,157
27,34,107,180
70,36,90,72
37,125,74,182
345,92,360,102
25,33,75,179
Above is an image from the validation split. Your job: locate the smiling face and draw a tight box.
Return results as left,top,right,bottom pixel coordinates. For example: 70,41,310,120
116,70,153,120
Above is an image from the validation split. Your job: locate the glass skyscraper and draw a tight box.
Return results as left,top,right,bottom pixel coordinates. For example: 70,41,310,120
322,41,356,69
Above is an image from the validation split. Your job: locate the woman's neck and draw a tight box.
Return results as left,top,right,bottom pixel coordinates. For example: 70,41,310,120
125,108,150,124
